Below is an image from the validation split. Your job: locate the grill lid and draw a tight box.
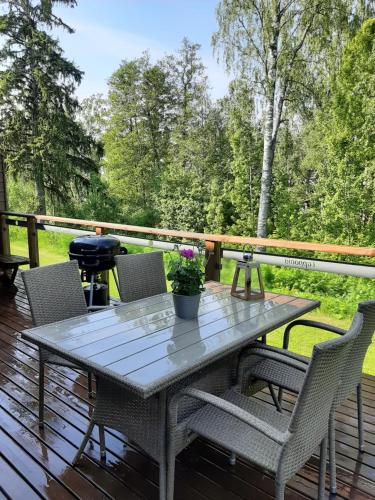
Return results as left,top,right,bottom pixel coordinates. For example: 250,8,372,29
69,235,121,256
68,235,126,272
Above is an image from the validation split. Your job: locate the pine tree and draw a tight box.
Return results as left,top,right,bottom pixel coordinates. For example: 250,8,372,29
0,0,98,214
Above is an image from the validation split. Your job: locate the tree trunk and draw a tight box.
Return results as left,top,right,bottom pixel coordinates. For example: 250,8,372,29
257,97,276,239
34,167,46,214
256,10,280,240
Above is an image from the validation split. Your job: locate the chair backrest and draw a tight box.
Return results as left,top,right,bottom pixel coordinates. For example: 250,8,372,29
336,300,375,404
279,312,363,481
22,260,87,327
115,252,167,303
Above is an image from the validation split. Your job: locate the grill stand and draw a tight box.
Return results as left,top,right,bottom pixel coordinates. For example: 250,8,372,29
86,269,121,308
81,268,120,311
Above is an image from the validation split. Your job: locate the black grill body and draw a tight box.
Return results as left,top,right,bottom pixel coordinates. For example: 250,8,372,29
69,235,125,273
68,235,126,307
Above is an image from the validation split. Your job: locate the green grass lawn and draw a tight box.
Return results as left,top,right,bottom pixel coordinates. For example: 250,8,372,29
10,228,375,376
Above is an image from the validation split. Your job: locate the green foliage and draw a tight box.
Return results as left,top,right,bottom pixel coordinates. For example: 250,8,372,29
300,19,375,246
7,175,38,213
224,79,262,235
62,173,121,222
167,247,205,296
0,0,98,214
78,93,109,143
213,0,374,238
104,53,173,225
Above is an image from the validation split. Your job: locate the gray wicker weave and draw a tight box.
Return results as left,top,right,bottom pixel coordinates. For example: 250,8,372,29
21,260,93,426
167,313,363,500
72,353,239,500
238,300,375,494
115,252,167,302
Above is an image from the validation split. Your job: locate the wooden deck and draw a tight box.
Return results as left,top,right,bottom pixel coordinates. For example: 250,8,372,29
0,277,374,500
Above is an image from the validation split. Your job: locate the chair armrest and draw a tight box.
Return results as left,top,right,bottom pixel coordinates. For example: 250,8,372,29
171,387,289,445
283,320,347,349
236,342,309,385
240,341,309,365
241,347,309,372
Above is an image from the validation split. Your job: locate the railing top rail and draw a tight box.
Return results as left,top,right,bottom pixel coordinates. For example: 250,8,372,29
0,210,36,219
28,214,375,258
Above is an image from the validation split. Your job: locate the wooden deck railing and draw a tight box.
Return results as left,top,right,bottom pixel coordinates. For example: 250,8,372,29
1,211,375,280
0,211,39,268
34,215,375,257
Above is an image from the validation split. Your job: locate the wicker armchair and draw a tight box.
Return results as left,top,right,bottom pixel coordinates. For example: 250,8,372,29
115,252,167,303
21,260,93,427
166,313,363,500
238,300,375,494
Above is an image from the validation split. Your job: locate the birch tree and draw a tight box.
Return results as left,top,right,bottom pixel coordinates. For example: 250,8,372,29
213,0,372,239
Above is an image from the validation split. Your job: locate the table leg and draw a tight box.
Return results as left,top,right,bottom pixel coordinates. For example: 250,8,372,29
158,390,167,500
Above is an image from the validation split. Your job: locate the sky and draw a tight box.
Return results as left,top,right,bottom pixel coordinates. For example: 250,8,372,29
54,0,232,101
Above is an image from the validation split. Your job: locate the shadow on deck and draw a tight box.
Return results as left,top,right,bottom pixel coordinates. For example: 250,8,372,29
0,276,374,499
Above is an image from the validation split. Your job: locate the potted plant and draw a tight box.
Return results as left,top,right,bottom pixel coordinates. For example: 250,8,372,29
167,246,205,319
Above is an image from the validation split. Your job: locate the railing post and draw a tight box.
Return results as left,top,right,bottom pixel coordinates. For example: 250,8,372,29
205,240,222,282
26,216,39,268
0,214,10,256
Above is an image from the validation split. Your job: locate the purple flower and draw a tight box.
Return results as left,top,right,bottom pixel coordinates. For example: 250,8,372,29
180,248,194,260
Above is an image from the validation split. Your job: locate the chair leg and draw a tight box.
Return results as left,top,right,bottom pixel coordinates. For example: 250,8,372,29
159,390,167,500
166,411,176,499
166,448,175,500
269,383,283,412
38,358,45,428
319,436,328,500
278,387,284,406
329,411,337,495
72,419,95,465
98,425,106,461
158,455,167,500
357,383,365,452
88,372,93,398
275,481,285,500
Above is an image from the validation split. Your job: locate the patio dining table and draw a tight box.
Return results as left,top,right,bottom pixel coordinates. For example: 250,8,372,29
22,281,319,500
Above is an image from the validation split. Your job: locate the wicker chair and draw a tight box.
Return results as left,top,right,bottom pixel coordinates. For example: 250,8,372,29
115,252,167,303
238,300,375,494
21,260,93,427
166,312,363,500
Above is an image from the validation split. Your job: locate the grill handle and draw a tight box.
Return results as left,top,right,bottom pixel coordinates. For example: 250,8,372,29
81,259,101,268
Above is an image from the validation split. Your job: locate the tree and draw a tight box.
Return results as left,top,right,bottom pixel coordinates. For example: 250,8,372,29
225,78,262,235
301,19,375,245
0,0,97,214
104,53,173,225
159,39,216,231
77,93,109,143
213,0,372,239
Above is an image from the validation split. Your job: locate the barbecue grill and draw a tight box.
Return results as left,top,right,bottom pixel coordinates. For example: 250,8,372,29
69,235,127,306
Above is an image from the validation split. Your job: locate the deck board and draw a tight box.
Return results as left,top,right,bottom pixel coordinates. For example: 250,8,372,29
0,276,374,499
